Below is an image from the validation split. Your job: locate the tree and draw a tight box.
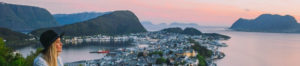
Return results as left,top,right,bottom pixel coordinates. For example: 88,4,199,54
197,54,207,66
189,39,212,58
156,58,167,64
168,51,173,55
0,56,7,66
149,51,163,57
137,52,143,57
0,37,42,66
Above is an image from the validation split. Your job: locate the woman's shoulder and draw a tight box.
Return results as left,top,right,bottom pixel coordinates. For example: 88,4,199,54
33,54,48,66
57,56,64,66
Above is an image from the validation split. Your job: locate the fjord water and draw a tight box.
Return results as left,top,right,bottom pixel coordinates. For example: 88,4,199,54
199,27,300,66
17,41,134,63
17,27,300,65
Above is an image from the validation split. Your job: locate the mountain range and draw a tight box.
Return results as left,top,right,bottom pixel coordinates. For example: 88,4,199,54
51,11,207,32
31,10,147,36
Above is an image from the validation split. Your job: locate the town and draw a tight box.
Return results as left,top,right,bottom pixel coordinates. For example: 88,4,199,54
63,30,230,66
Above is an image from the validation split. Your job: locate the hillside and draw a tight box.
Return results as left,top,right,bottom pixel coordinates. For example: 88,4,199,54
31,10,147,36
0,2,59,32
0,27,29,41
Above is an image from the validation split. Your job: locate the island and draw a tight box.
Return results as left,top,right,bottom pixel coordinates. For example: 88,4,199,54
230,14,300,33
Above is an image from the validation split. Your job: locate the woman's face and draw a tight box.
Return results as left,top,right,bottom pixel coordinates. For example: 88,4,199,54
55,38,63,53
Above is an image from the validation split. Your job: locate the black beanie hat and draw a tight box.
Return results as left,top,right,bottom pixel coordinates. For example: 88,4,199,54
40,30,64,50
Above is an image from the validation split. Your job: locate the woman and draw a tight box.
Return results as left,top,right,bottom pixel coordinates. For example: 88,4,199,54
34,30,64,66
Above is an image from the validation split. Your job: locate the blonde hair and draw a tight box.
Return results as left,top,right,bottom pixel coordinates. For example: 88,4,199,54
42,42,58,66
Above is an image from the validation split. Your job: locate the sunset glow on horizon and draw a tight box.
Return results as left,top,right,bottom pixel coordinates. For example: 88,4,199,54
1,0,300,26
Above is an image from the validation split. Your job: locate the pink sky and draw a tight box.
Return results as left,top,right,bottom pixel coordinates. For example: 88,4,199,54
1,0,300,26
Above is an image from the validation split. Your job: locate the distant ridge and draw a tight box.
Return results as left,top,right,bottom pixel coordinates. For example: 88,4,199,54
53,12,111,25
141,21,204,31
161,27,202,35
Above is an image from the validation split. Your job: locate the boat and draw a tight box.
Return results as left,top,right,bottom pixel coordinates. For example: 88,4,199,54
90,49,110,53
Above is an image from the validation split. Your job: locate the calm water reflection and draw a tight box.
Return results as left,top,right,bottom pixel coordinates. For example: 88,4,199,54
199,27,300,66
